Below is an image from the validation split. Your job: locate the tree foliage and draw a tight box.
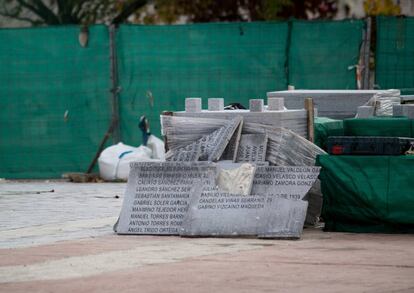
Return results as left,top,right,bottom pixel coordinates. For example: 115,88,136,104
363,0,401,16
142,0,338,24
0,0,339,27
0,0,148,26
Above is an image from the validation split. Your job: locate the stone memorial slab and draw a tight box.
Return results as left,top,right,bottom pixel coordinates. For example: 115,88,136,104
222,121,243,161
303,179,323,226
180,189,267,237
217,160,244,169
217,160,269,170
208,98,224,111
254,161,270,166
249,99,264,112
206,116,243,161
251,166,320,200
116,162,217,235
258,197,308,239
236,134,268,162
166,143,201,162
167,149,201,162
180,189,308,239
185,97,202,113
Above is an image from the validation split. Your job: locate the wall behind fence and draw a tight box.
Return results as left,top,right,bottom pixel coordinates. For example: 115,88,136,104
0,25,111,179
376,16,414,94
116,22,289,146
0,19,369,178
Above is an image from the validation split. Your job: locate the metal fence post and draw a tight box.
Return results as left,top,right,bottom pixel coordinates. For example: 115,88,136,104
284,19,293,89
109,24,121,143
362,17,372,89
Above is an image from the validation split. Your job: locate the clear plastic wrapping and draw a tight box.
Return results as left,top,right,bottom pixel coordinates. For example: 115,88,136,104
160,115,326,166
363,89,401,116
161,115,228,151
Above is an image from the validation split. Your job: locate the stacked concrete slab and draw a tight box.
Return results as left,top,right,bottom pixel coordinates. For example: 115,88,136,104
401,95,414,104
267,90,389,119
175,97,308,138
393,104,414,119
175,111,307,138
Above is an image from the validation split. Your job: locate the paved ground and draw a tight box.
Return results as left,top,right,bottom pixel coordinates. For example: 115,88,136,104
0,180,413,293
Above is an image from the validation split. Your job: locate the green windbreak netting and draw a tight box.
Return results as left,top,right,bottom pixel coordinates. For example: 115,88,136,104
116,22,289,145
376,16,414,94
0,25,111,179
289,19,364,89
0,21,368,178
317,154,414,233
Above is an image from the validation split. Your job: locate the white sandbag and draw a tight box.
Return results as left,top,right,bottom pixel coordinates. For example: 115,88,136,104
98,142,154,181
147,135,165,161
115,146,154,180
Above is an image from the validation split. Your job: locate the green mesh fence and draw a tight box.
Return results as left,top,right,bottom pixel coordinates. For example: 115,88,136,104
0,25,111,179
289,19,364,89
116,22,289,146
376,16,414,94
0,21,366,178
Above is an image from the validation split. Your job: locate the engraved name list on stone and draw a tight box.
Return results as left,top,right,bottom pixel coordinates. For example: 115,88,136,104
251,166,321,200
116,162,217,235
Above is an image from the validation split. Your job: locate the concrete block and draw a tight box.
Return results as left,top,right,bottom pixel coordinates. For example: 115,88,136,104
357,106,375,118
249,99,264,112
208,98,224,111
393,104,404,116
267,97,284,111
185,98,202,113
403,104,414,119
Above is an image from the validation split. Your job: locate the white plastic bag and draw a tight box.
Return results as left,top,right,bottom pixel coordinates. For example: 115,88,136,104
147,135,165,161
98,142,153,181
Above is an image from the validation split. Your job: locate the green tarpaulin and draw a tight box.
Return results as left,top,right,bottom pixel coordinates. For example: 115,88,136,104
317,154,414,233
343,117,413,137
314,117,344,150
